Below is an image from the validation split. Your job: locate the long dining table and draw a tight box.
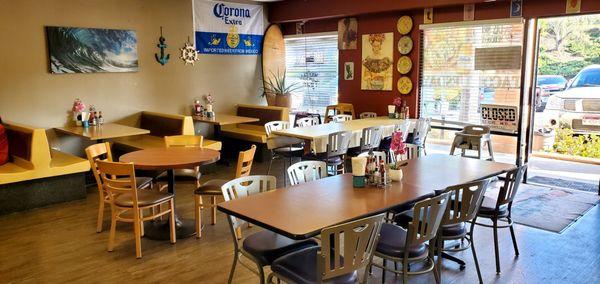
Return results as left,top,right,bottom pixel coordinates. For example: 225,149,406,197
218,154,516,240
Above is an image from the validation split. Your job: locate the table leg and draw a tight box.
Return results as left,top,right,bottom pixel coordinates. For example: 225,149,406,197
143,169,197,240
214,124,230,166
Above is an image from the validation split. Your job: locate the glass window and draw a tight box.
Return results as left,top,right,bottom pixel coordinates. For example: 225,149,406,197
285,34,338,114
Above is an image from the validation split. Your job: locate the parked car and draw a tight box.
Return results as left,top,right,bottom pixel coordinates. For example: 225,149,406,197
536,75,567,111
545,65,600,133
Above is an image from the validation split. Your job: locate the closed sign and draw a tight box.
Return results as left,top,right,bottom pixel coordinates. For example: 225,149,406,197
480,104,518,131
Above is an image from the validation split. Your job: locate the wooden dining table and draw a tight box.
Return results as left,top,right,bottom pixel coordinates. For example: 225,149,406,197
218,155,515,240
120,147,220,239
54,123,150,142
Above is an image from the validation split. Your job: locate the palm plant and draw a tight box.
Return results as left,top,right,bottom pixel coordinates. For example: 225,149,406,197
262,70,303,97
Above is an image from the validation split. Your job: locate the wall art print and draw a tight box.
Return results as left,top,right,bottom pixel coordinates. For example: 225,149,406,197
338,18,358,50
361,33,393,91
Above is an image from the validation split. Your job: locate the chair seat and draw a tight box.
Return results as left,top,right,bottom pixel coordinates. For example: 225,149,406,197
376,223,427,259
242,230,318,266
194,179,227,195
394,210,466,237
273,146,304,156
114,190,173,207
477,197,508,217
271,246,358,284
155,169,200,182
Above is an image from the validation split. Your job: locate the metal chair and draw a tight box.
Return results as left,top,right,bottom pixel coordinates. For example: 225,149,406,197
85,142,153,233
193,145,256,237
332,114,353,122
222,175,318,284
407,118,431,156
268,214,385,284
360,126,383,153
474,165,527,275
265,121,304,186
296,116,319,127
321,131,352,175
368,192,451,284
360,112,378,119
450,125,495,161
96,160,175,259
287,160,328,186
395,120,412,142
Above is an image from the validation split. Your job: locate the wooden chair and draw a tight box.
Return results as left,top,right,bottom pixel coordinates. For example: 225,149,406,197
450,125,495,161
155,135,203,189
296,116,319,127
85,142,153,233
474,165,527,275
193,145,257,238
265,121,303,186
360,112,378,119
324,103,355,123
96,160,175,258
222,175,318,284
331,114,353,122
268,214,385,284
369,192,451,284
286,161,328,186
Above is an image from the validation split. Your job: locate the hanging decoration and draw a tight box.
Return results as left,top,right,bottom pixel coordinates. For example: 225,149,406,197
397,36,413,55
424,8,434,24
396,16,413,35
396,16,415,96
180,37,199,65
155,26,170,65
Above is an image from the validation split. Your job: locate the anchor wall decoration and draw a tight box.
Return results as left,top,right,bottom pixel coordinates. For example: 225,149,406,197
154,26,170,65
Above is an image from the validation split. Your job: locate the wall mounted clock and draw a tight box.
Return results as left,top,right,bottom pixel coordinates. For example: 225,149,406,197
397,76,413,95
397,56,412,74
397,36,413,55
397,16,413,35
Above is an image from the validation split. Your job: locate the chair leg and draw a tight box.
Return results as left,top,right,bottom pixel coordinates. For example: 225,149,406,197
487,140,495,161
258,264,266,284
267,153,274,175
227,252,239,284
435,238,442,283
195,194,202,238
107,209,117,252
492,218,501,274
96,200,105,233
211,196,217,225
382,259,386,284
169,199,176,244
133,212,142,259
470,221,483,284
509,217,520,256
139,209,145,237
402,259,409,284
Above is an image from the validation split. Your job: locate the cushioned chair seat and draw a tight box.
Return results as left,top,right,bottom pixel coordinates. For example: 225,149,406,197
273,146,304,156
376,223,427,258
271,246,358,284
477,196,508,217
114,191,173,207
394,210,466,237
194,179,227,195
155,169,200,182
242,230,318,266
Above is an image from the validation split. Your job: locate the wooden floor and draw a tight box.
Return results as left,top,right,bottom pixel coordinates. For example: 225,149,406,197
1,158,599,283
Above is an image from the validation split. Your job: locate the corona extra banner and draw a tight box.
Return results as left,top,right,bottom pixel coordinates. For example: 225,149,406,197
193,0,264,55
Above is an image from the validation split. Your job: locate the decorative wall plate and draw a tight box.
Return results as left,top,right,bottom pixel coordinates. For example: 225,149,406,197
397,36,413,55
397,16,413,35
396,56,412,74
397,76,413,95
180,41,199,65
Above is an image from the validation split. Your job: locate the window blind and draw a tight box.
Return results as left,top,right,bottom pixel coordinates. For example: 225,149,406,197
419,20,524,124
284,34,338,114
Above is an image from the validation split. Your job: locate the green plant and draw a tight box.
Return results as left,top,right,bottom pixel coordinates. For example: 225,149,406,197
261,70,303,97
552,128,600,158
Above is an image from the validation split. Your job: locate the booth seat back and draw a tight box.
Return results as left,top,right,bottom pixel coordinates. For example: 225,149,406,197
236,104,289,126
3,122,50,169
140,111,195,136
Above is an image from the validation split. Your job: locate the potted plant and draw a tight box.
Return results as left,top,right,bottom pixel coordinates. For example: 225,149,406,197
388,130,407,181
262,70,302,108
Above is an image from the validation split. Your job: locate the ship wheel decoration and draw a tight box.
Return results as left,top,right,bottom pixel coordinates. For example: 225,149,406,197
180,37,199,65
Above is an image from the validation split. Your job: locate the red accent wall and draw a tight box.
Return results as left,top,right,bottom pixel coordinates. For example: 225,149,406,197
272,0,600,117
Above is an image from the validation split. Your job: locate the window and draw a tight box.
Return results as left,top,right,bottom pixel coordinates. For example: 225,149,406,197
285,33,338,114
419,19,524,125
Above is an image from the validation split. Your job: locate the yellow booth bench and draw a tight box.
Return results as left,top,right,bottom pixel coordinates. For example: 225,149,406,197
112,111,222,152
0,122,90,214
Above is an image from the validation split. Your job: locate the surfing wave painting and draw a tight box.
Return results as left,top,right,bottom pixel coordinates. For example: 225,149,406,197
46,26,139,74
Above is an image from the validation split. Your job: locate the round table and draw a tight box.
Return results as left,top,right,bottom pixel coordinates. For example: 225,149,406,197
120,147,220,240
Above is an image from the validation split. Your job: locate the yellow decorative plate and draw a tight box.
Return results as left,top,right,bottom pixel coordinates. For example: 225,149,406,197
397,16,413,35
396,56,412,74
397,76,413,95
397,36,413,55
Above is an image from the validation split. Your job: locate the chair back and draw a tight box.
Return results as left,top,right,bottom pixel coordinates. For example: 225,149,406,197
358,151,387,167
287,161,328,186
412,118,431,147
221,175,277,237
395,120,411,142
96,160,138,207
326,131,352,159
235,145,257,178
85,142,113,196
496,165,527,208
360,126,383,152
296,117,319,127
264,120,290,137
443,179,490,225
319,214,385,281
332,114,353,123
359,112,377,119
463,125,491,136
325,103,355,123
406,192,451,246
164,135,203,148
